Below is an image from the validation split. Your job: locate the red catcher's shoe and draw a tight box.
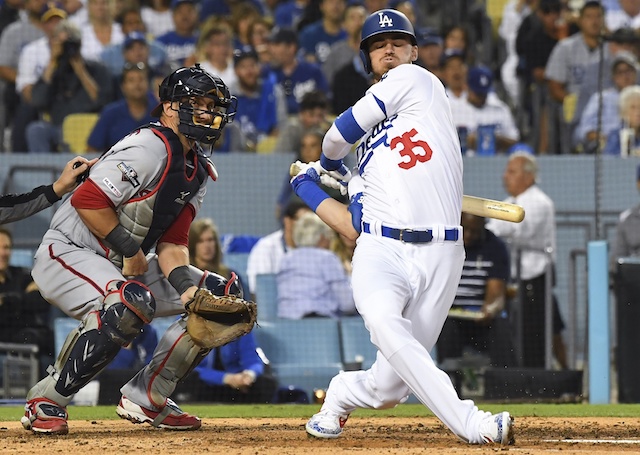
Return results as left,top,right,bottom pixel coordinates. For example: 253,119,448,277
21,398,69,435
116,396,201,430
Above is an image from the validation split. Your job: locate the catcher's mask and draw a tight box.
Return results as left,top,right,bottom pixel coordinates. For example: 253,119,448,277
152,64,237,146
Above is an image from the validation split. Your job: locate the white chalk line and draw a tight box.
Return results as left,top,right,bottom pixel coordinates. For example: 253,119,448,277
544,439,640,444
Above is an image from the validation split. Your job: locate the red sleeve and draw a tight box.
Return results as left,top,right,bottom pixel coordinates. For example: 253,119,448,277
71,179,115,210
158,204,196,246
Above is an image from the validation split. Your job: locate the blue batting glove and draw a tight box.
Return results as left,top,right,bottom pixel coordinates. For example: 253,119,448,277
291,166,320,194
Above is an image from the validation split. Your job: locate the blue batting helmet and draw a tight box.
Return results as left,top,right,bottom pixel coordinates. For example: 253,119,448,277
359,9,417,74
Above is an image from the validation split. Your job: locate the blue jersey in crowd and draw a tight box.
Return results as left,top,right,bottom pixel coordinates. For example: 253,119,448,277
87,92,156,151
298,21,347,64
156,32,197,66
265,61,328,115
273,0,306,29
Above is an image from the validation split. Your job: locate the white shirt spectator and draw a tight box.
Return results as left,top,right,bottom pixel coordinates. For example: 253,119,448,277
80,22,124,62
606,9,640,32
246,229,289,295
15,36,49,94
499,0,533,106
141,6,174,39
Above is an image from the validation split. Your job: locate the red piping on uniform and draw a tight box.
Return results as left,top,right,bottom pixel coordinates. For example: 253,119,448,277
115,280,153,324
49,244,105,296
147,329,187,409
198,270,208,287
125,128,173,203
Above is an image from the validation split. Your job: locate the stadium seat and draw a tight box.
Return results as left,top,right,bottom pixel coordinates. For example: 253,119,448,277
254,273,278,322
253,319,343,400
256,135,277,154
61,113,99,154
339,316,378,370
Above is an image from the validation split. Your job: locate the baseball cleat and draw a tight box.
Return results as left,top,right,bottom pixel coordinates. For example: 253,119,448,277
116,396,201,430
478,411,515,445
305,409,349,438
21,397,69,435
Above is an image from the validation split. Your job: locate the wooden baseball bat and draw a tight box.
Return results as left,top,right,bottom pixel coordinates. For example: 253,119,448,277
289,162,525,223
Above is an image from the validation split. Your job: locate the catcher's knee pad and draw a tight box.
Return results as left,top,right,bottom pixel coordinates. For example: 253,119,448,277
201,270,243,298
102,280,156,345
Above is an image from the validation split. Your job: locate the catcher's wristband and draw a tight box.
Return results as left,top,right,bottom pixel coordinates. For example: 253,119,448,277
105,224,140,258
168,265,196,295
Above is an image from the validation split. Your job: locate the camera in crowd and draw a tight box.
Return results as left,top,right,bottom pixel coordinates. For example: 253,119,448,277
61,37,81,60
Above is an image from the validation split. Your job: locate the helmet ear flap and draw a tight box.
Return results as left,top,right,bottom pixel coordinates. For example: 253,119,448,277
359,48,371,74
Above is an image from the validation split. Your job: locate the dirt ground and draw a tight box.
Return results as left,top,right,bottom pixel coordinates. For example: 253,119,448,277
1,417,640,454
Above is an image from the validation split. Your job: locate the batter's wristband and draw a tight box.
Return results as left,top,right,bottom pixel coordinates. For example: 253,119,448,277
294,180,330,212
105,224,140,258
168,265,195,295
320,154,342,172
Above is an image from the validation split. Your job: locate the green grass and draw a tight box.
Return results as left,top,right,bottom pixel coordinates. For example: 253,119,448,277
2,403,640,422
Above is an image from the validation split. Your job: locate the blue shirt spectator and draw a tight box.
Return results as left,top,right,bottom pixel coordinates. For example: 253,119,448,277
194,333,264,386
298,0,347,64
274,0,307,29
156,31,197,67
100,31,169,78
156,0,199,67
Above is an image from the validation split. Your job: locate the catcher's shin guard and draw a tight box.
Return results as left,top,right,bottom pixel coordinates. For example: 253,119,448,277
121,317,209,409
27,281,155,405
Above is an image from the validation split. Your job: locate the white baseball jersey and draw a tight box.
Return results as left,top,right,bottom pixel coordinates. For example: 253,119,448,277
324,63,463,227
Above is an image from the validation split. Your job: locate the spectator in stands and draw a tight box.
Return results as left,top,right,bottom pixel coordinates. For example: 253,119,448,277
0,0,22,37
437,213,516,369
174,331,277,403
330,231,355,275
80,0,124,62
199,0,264,24
247,17,273,68
499,0,534,109
0,0,49,152
264,27,329,115
188,217,247,292
141,0,173,39
439,49,467,108
576,51,639,154
605,0,640,32
0,156,95,225
545,0,607,154
246,199,311,298
450,66,520,155
100,7,169,79
0,227,54,375
442,25,469,61
156,0,198,68
604,85,640,156
228,1,261,51
232,49,287,152
277,211,355,319
486,152,568,369
274,0,309,29
273,89,330,154
414,27,444,79
363,0,390,14
298,0,347,64
610,164,640,271
191,22,237,94
26,20,113,152
515,0,562,154
322,2,366,90
87,61,156,152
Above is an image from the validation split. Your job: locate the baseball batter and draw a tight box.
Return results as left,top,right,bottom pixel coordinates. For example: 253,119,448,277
20,65,244,435
292,10,514,445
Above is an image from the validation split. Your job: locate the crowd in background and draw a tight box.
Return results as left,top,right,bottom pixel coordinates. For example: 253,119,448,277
2,0,640,156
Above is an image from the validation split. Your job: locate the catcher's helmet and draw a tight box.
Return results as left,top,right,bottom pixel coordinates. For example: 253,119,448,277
359,9,417,74
151,64,237,145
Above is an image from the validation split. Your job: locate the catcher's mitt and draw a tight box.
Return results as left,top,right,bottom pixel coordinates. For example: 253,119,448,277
185,288,258,349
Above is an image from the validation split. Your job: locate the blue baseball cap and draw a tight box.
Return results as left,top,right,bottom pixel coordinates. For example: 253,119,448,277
123,31,147,49
171,0,195,9
467,66,493,96
416,27,443,47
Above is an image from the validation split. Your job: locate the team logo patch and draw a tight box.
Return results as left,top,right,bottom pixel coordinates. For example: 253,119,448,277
117,162,140,188
378,12,393,27
103,177,122,197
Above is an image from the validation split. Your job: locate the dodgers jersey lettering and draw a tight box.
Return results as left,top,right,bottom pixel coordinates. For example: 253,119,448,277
324,64,463,227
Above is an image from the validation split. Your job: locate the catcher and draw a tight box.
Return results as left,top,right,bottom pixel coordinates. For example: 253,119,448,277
20,65,256,436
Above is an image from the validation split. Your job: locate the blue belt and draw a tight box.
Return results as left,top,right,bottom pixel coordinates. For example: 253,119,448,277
362,222,459,244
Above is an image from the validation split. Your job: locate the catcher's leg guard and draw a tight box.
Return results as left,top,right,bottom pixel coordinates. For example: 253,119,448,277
120,317,209,411
26,280,155,406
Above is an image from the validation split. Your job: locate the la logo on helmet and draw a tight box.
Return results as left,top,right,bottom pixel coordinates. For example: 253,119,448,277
378,12,393,27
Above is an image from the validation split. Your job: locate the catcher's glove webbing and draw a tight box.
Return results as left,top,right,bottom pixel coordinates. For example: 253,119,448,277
185,288,258,348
